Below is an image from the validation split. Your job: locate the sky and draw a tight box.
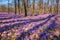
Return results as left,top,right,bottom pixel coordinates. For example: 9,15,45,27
0,0,12,4
0,0,47,5
0,0,59,6
0,0,14,6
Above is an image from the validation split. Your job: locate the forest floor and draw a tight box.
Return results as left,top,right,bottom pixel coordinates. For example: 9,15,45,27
0,13,60,40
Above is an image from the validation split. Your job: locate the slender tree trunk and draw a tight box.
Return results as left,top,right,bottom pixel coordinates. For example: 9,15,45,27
38,0,41,14
43,0,46,14
52,0,55,14
51,0,53,14
23,0,27,16
26,0,30,9
32,0,35,16
14,0,17,14
8,0,9,14
47,0,49,13
44,4,45,14
27,0,28,8
26,0,29,13
18,0,20,14
27,0,30,14
56,0,59,14
39,0,43,14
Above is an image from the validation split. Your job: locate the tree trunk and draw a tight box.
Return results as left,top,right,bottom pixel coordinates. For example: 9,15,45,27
32,0,35,16
23,0,27,16
56,0,59,14
14,0,17,14
18,0,20,14
51,0,53,14
47,0,49,13
39,0,43,14
8,0,9,14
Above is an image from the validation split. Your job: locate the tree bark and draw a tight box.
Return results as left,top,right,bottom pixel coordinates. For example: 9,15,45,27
18,0,20,14
14,0,17,14
32,0,35,16
56,0,59,14
8,0,9,14
23,0,27,16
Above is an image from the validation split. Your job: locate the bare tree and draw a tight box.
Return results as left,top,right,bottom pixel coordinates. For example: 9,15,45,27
26,0,29,12
26,0,28,8
47,0,49,13
26,0,30,9
32,0,35,16
50,0,54,14
38,0,43,14
56,0,59,14
14,0,17,14
18,0,20,14
8,0,9,14
22,0,27,16
26,0,31,14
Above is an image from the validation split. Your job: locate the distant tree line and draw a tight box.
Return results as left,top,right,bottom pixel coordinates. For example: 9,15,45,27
0,0,60,16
